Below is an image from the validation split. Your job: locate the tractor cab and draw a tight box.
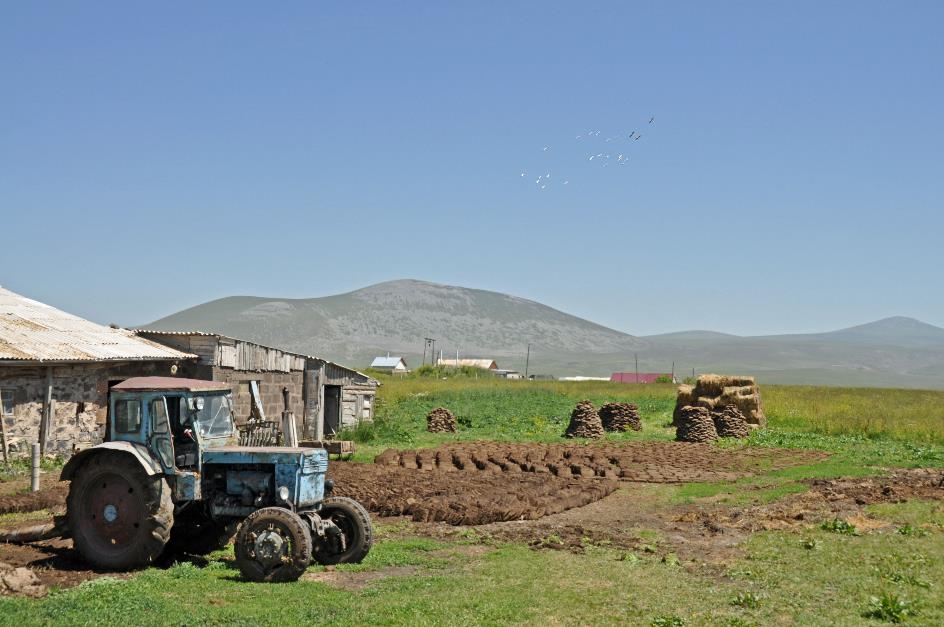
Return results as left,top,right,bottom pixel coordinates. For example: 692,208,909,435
108,377,236,473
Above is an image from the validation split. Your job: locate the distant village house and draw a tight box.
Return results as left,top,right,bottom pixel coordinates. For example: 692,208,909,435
610,372,676,384
437,358,498,370
370,355,410,374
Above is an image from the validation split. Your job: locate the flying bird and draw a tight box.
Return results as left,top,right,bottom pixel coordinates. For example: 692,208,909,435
543,146,550,152
649,116,654,124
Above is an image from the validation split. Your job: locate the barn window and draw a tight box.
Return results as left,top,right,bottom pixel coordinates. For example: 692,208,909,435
0,389,15,417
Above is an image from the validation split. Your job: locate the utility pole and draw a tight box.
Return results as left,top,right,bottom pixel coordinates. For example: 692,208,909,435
671,361,675,383
525,343,531,380
423,337,435,366
634,353,639,383
431,340,437,366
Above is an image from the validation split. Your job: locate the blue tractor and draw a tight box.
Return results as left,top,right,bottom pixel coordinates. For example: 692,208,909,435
60,377,372,582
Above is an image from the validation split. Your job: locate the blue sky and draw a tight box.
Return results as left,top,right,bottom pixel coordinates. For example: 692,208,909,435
1,2,942,335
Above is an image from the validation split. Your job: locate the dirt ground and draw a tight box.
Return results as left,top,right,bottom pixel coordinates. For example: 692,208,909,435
445,468,944,566
373,441,827,484
0,441,939,596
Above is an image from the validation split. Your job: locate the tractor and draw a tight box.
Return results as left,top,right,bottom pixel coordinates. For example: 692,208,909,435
59,376,372,582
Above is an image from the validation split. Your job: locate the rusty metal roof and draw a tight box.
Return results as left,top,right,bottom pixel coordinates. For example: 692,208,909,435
112,377,231,392
0,287,196,363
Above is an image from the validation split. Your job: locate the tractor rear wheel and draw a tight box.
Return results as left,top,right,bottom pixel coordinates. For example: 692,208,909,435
312,496,373,565
235,507,312,582
67,452,173,570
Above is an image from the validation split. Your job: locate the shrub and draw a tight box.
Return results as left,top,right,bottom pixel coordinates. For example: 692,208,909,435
864,593,917,623
731,592,762,608
821,518,860,535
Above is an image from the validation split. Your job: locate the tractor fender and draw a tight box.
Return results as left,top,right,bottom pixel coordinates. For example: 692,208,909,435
60,441,162,481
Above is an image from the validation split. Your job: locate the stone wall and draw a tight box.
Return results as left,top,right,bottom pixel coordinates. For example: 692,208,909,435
0,360,178,458
208,366,305,427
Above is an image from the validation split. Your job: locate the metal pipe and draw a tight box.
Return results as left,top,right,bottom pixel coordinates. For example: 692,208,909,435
30,442,40,492
0,522,63,544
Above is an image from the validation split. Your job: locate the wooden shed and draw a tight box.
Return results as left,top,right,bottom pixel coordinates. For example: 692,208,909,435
135,331,379,440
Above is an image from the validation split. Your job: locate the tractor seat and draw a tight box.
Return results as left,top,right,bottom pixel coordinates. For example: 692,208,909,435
174,440,198,468
175,451,198,467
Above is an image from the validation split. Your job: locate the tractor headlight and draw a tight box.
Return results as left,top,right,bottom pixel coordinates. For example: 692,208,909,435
278,486,290,503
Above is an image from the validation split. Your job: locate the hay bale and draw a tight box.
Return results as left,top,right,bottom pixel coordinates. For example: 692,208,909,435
675,406,718,443
686,374,766,428
722,375,755,387
712,405,750,438
693,374,725,398
672,385,695,426
600,402,641,432
426,407,457,433
564,400,604,439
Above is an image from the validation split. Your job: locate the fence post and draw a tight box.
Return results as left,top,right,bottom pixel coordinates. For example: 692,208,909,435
31,443,41,492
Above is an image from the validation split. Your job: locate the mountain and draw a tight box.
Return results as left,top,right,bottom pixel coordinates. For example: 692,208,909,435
143,280,944,389
763,316,944,348
145,279,646,365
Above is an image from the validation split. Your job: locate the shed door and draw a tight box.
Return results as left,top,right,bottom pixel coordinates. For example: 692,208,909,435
324,385,342,437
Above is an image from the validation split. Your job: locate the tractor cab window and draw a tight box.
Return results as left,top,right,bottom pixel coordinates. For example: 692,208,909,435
115,399,142,433
190,394,234,438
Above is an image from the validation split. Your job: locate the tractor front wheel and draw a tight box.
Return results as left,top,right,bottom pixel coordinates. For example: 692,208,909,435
312,496,373,566
235,507,312,582
67,452,173,570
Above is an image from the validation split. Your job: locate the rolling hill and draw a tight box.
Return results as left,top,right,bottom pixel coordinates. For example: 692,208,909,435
143,279,944,389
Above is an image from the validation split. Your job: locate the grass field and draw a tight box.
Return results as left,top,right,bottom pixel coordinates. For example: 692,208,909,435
2,377,943,625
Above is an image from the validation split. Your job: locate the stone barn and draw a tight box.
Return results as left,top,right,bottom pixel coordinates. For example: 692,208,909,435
135,331,379,440
0,287,195,458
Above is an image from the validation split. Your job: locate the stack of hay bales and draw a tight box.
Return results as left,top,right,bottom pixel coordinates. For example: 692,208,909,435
674,406,718,443
712,405,751,439
673,374,765,429
599,402,641,432
564,400,605,439
426,407,458,433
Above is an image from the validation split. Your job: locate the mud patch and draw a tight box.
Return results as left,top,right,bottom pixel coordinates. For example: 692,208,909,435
0,537,120,592
331,463,618,525
715,468,944,533
0,484,67,516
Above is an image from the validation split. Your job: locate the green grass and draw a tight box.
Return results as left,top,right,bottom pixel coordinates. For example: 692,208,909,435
763,385,944,445
4,526,943,626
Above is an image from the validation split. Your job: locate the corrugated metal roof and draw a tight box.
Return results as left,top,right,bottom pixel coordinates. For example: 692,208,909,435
370,356,407,368
112,377,231,392
0,287,196,363
437,358,498,369
134,329,380,385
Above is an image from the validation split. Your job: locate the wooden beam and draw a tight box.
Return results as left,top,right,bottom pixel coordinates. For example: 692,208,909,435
39,367,54,455
0,390,9,464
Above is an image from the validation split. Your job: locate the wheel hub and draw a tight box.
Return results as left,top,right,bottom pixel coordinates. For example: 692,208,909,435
103,504,118,523
253,530,287,568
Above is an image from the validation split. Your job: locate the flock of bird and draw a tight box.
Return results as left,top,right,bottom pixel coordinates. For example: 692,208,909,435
520,116,655,190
